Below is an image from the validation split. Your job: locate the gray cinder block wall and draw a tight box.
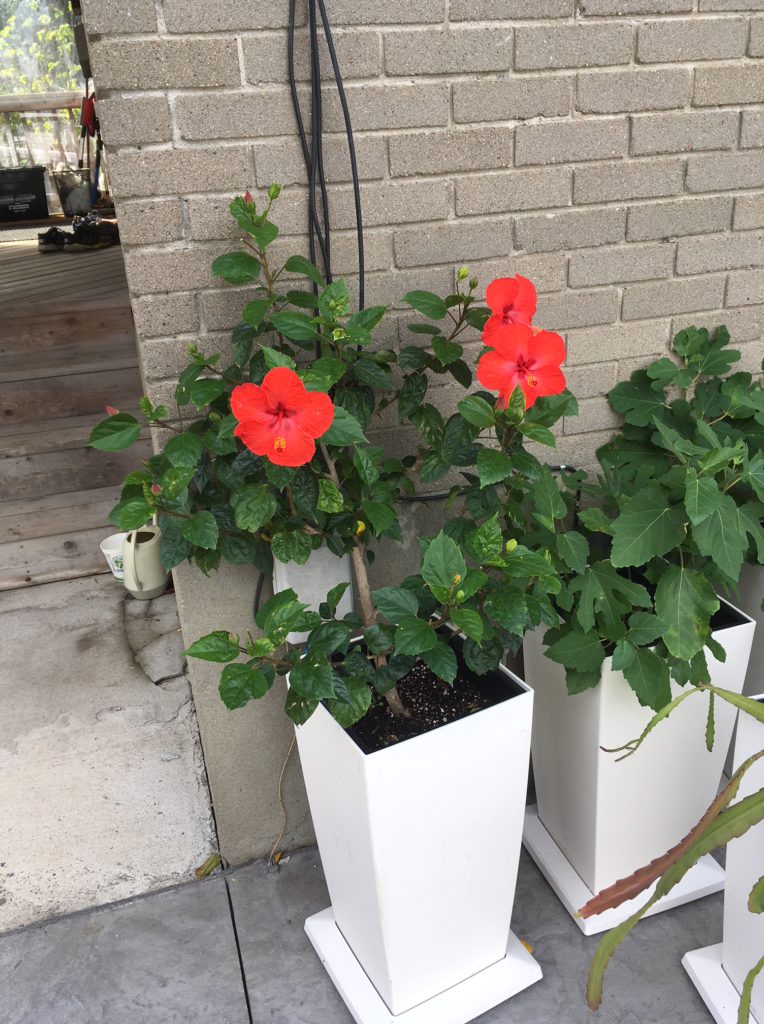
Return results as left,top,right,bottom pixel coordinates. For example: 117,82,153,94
80,0,764,863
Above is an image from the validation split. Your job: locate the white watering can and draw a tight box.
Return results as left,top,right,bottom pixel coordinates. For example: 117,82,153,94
121,525,169,600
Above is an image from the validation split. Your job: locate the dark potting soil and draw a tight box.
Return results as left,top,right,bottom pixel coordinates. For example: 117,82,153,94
345,651,522,755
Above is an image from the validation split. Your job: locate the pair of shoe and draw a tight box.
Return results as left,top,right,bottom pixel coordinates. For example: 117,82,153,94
38,213,120,253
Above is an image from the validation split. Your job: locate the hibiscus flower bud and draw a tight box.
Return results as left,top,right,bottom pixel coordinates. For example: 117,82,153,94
355,520,366,536
105,405,119,416
151,483,162,495
452,574,462,585
469,278,479,291
455,589,465,602
456,266,470,282
243,190,254,206
505,539,518,553
268,183,282,201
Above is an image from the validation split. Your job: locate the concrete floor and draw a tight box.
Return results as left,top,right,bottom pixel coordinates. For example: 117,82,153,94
0,574,216,932
0,847,724,1024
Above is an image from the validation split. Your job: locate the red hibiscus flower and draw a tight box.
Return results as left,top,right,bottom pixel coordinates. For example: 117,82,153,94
477,323,566,409
483,275,537,345
231,367,334,468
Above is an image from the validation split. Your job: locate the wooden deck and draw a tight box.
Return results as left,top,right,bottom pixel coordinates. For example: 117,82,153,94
0,238,152,589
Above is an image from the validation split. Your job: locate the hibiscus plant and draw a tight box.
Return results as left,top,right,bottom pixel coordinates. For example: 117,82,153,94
541,325,764,712
91,185,578,726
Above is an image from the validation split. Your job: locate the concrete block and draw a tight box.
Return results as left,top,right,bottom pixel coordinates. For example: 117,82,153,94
385,27,510,74
515,206,626,253
124,244,225,296
686,152,764,192
565,361,618,400
80,0,157,34
515,118,627,166
741,110,764,149
751,18,764,56
569,242,675,287
726,269,764,307
89,38,240,91
330,179,451,229
622,275,726,320
201,288,259,332
456,167,572,216
97,96,172,147
515,23,634,70
577,68,690,114
323,82,449,131
135,632,187,685
566,321,669,365
627,196,733,241
630,110,738,156
271,227,392,275
133,293,199,340
564,395,621,434
241,30,382,84
389,127,513,177
638,18,748,62
116,199,184,246
322,0,447,23
174,90,297,142
574,158,684,203
673,305,763,343
363,264,455,309
468,252,568,294
676,230,764,275
254,135,387,186
694,64,764,105
164,0,301,30
536,288,620,330
734,194,764,230
110,147,252,199
450,0,573,15
579,0,691,11
139,334,234,383
394,217,512,268
699,0,764,9
453,76,572,123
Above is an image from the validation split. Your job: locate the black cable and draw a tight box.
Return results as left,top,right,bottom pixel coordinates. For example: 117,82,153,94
253,570,265,616
317,0,365,309
308,0,332,282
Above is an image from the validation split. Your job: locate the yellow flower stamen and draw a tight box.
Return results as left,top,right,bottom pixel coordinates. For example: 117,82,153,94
526,373,538,388
273,435,287,452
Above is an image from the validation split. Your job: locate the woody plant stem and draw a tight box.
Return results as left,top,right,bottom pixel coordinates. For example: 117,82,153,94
319,443,409,719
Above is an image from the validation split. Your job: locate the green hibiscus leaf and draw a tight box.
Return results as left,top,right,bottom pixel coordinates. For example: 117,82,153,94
398,372,428,420
109,497,153,531
270,311,319,342
611,486,686,568
88,413,140,451
421,531,467,592
284,254,325,286
372,586,419,624
458,394,495,428
326,674,372,727
212,251,261,285
654,564,719,661
421,641,458,685
186,630,240,663
477,449,513,488
182,511,219,550
233,484,278,533
285,691,319,726
219,662,273,709
164,433,204,467
271,530,312,565
623,647,672,710
394,616,437,655
290,657,336,699
318,479,345,514
451,608,484,643
403,290,448,320
462,636,503,675
322,406,368,446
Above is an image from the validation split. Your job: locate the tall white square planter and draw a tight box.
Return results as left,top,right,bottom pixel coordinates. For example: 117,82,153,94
294,650,542,1024
683,697,764,1024
523,597,755,935
273,545,353,643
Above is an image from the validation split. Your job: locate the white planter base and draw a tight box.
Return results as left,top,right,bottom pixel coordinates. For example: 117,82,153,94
305,907,542,1024
683,944,760,1024
523,806,725,936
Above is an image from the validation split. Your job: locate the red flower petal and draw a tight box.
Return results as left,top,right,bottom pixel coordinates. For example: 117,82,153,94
230,382,268,423
522,365,567,408
298,390,335,440
477,349,520,393
485,277,519,316
530,329,565,369
483,275,537,346
262,366,308,409
489,322,534,362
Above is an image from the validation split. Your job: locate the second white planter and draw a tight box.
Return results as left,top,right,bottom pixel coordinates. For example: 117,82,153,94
523,596,756,935
294,639,542,1024
683,696,764,1024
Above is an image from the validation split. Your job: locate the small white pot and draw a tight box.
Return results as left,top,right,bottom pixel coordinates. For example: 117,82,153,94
294,638,542,1024
99,531,128,580
523,595,755,933
683,695,764,1024
272,545,353,643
